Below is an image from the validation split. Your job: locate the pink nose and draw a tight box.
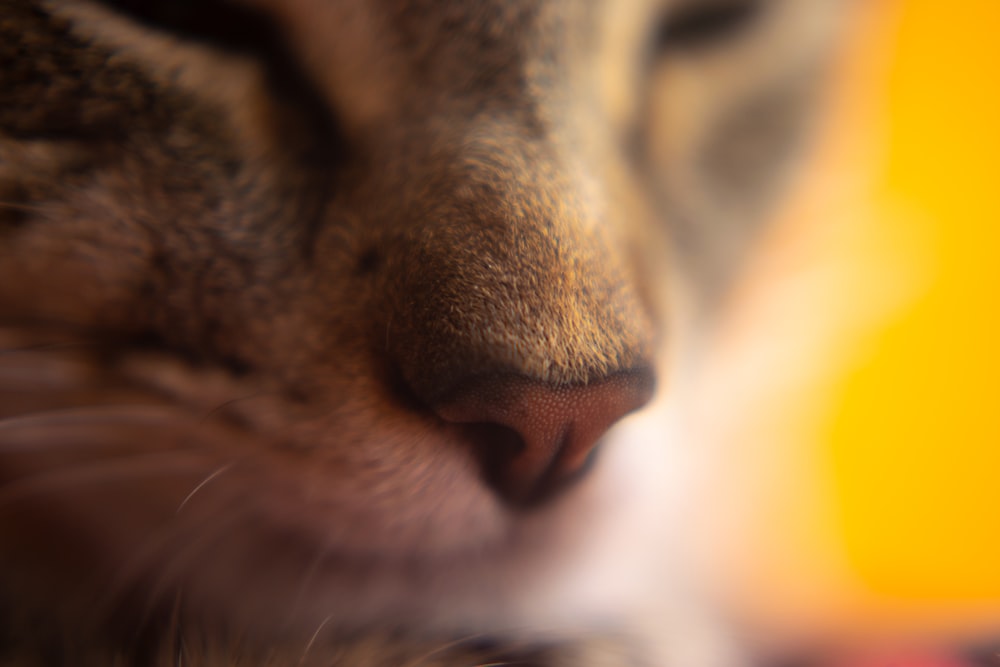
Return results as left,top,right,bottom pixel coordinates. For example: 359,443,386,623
436,371,654,506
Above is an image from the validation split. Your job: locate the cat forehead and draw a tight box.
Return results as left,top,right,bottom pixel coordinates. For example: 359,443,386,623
271,0,654,42
53,0,837,146
245,0,700,131
255,0,649,81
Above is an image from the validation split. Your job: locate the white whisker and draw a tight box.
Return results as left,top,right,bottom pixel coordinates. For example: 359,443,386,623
298,614,333,667
176,463,234,514
403,632,495,667
0,452,207,508
0,338,100,355
0,405,181,433
0,200,45,213
199,391,272,423
92,495,252,630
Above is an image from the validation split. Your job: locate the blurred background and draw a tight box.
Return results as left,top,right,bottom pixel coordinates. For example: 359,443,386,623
686,0,1000,661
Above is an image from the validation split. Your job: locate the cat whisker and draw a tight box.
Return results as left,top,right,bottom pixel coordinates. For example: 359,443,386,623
0,366,86,388
403,632,498,667
297,614,333,667
0,200,45,214
286,536,334,628
0,405,183,431
93,492,250,630
0,451,208,508
176,463,234,514
0,341,100,357
200,391,276,423
0,338,101,355
0,407,201,456
169,591,188,667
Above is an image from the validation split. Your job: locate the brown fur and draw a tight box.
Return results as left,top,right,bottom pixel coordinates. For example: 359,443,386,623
0,0,842,664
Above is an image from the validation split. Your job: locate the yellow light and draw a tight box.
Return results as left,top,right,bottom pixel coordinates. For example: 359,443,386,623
831,0,1000,609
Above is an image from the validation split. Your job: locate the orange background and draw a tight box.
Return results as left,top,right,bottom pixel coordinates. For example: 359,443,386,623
828,0,1000,620
696,0,1000,647
831,0,1000,612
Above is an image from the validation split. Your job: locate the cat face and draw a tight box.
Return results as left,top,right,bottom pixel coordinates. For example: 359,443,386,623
0,0,841,663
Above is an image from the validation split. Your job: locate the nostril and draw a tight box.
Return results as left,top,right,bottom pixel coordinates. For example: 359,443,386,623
458,421,527,499
437,370,655,507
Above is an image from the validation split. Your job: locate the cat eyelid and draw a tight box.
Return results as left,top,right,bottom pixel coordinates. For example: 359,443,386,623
655,0,768,54
94,0,348,161
93,0,282,59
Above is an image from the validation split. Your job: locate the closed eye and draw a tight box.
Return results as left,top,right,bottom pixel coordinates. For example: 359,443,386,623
93,0,346,164
94,0,281,56
657,0,764,52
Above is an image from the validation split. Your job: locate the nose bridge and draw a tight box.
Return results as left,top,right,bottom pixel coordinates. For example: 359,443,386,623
256,0,556,138
383,115,653,403
460,117,599,228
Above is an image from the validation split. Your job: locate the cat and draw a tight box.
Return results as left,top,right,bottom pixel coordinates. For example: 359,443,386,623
0,0,842,664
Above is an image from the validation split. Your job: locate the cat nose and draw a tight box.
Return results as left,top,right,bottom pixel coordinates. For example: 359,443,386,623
435,371,654,507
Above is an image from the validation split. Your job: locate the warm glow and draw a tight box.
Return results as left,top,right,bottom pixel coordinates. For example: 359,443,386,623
693,0,1000,646
831,0,1000,614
